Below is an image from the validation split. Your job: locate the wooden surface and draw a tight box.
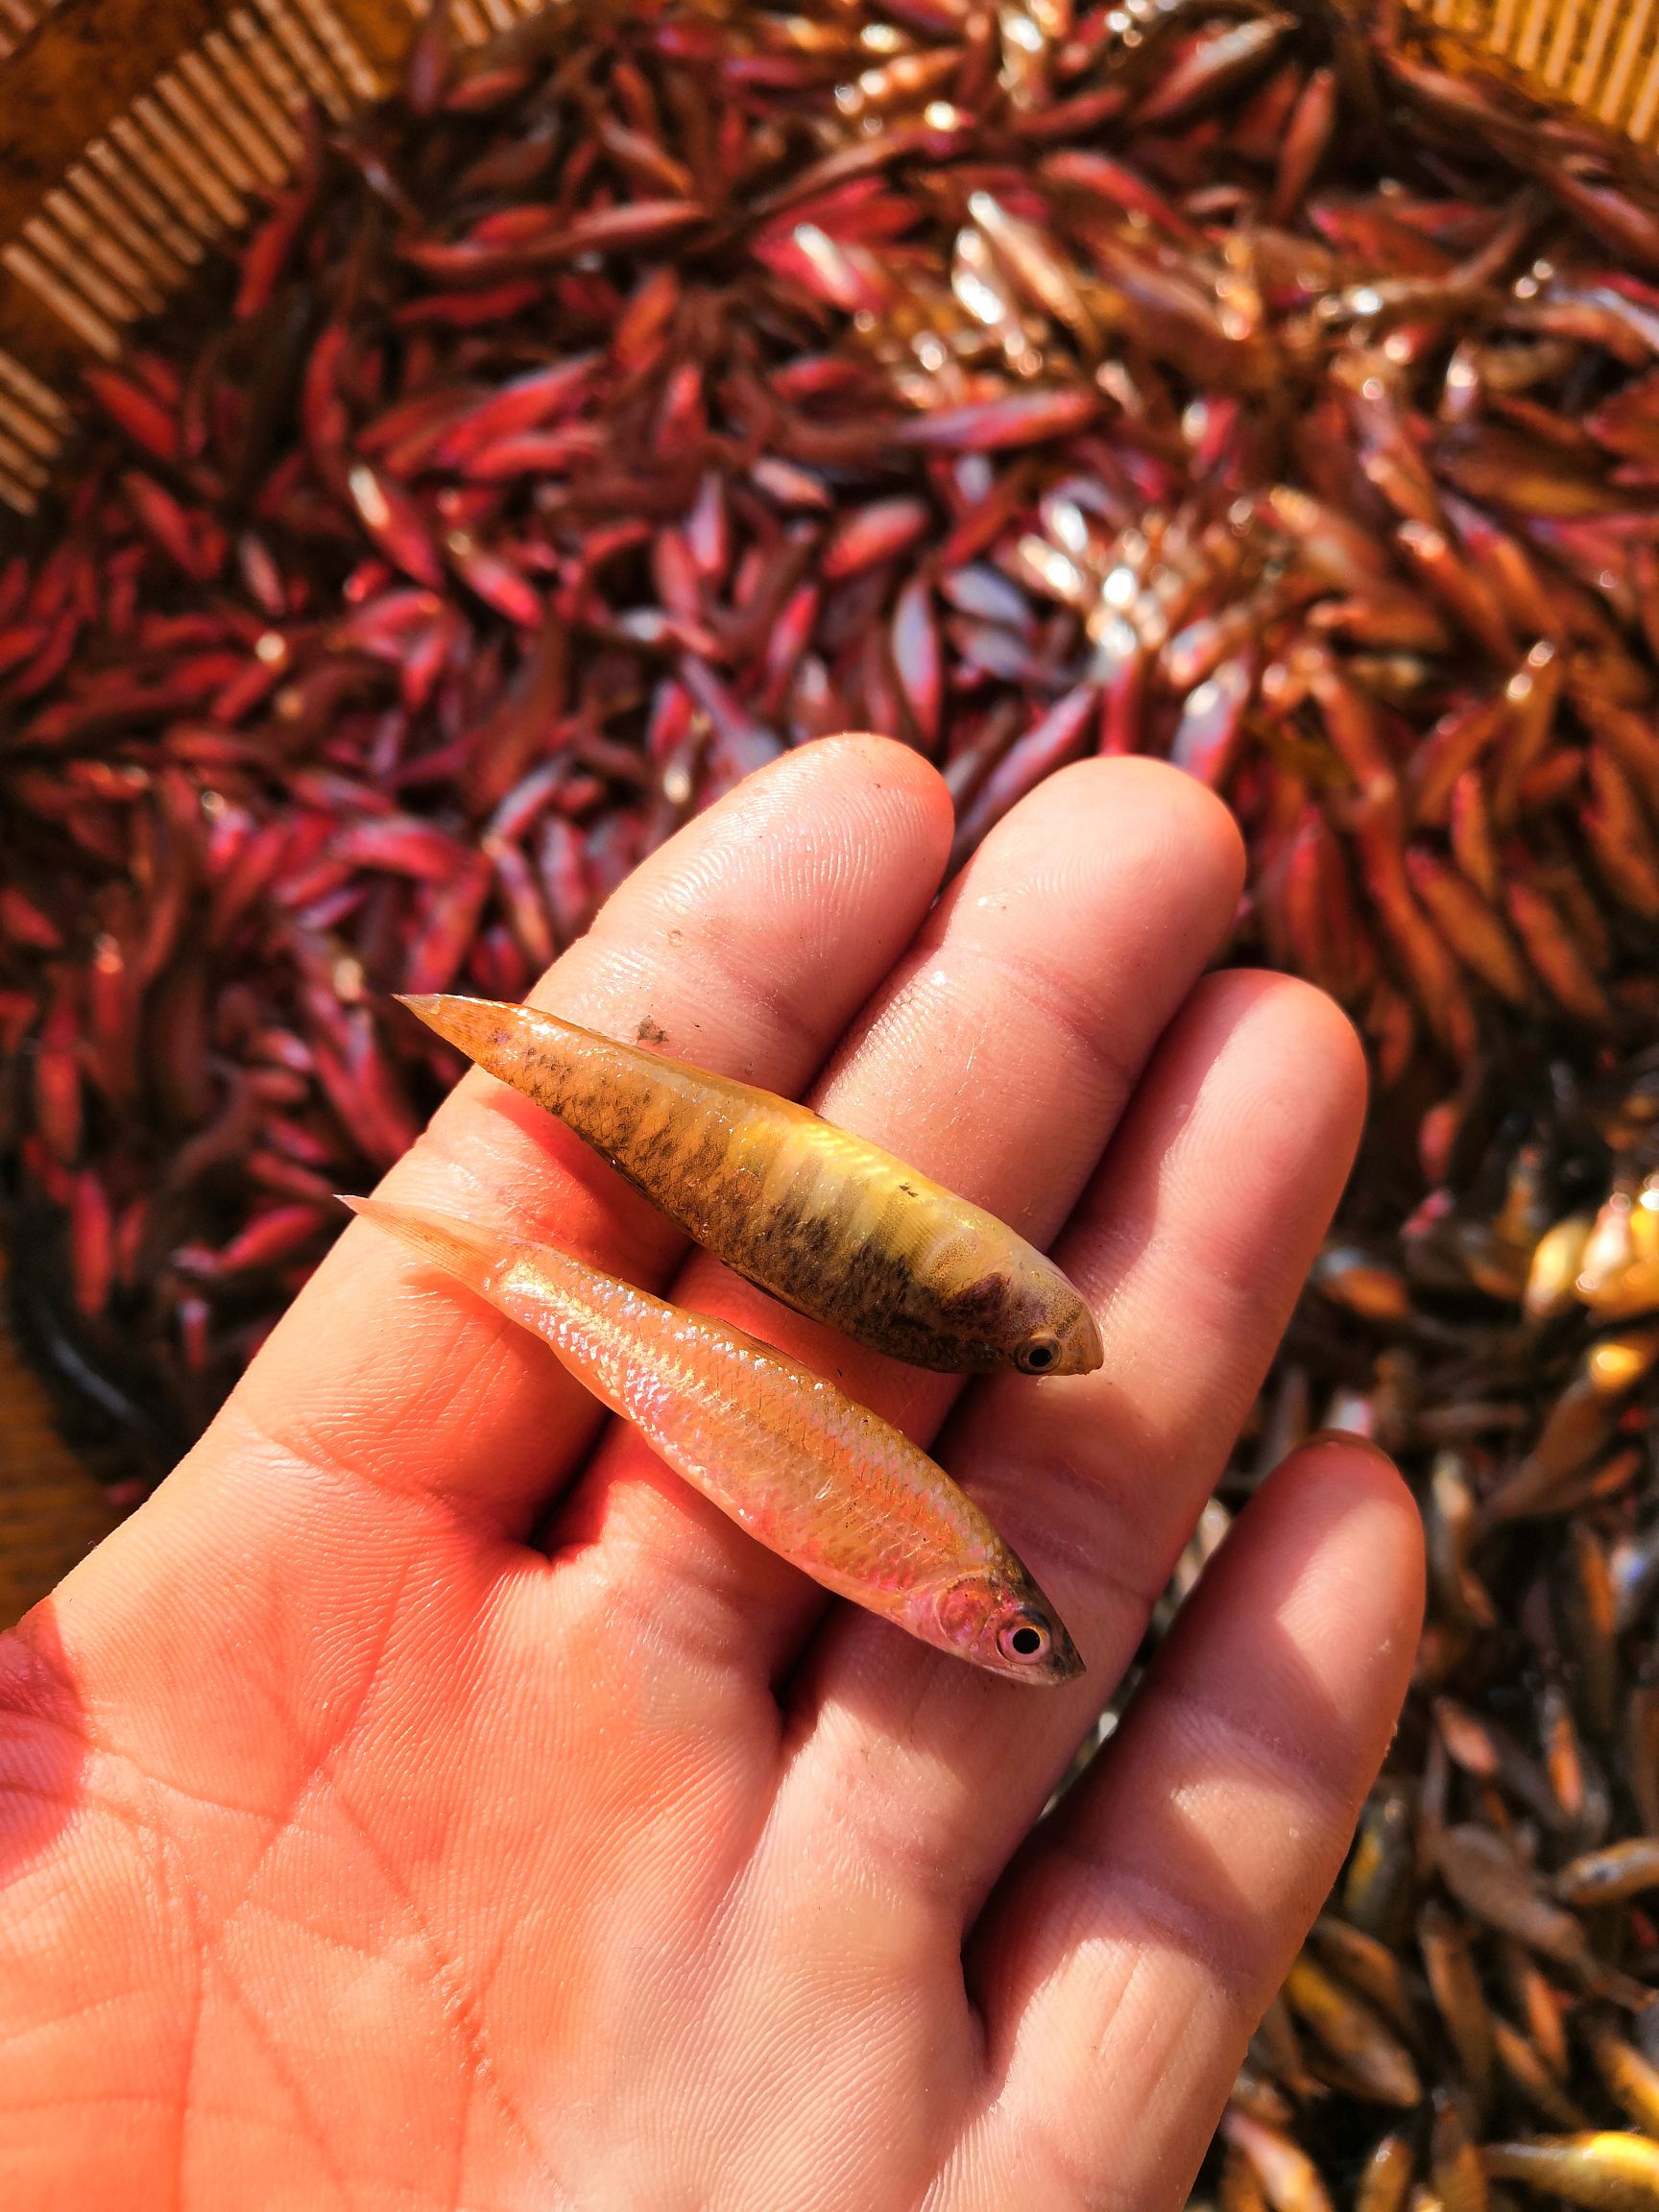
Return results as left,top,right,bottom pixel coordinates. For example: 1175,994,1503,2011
0,1283,122,1629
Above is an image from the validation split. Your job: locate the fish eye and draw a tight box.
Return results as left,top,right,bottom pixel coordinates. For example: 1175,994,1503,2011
997,1613,1052,1665
1018,1332,1061,1374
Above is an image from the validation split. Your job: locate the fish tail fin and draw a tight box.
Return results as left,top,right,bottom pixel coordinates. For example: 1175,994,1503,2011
396,991,529,1072
339,1193,510,1296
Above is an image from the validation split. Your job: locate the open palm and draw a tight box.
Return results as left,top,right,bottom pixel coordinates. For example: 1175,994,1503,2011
0,739,1422,2210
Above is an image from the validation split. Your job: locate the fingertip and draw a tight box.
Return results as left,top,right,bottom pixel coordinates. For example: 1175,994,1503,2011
1096,968,1369,1331
1133,1428,1424,1797
1169,968,1370,1213
1274,971,1370,1123
620,734,952,976
1017,752,1246,883
1291,1428,1407,1481
1268,1431,1427,1636
1058,754,1248,896
751,730,952,834
811,728,950,788
956,754,1247,985
1195,966,1368,1116
1239,1432,1427,1728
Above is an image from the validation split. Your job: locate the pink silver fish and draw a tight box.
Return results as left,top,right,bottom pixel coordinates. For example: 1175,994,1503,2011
347,1195,1082,1683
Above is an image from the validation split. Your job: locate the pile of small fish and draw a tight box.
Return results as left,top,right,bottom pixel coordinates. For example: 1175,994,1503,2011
1188,1027,1659,2206
4,0,1659,2192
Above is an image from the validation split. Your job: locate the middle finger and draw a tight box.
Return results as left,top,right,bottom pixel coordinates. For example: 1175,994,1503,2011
546,757,1244,1678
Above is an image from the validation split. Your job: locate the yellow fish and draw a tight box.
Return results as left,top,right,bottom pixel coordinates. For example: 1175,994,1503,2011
1483,2133,1659,2211
400,993,1103,1377
347,1196,1083,1683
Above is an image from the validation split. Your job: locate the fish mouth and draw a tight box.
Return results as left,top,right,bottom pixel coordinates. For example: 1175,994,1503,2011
1031,1610,1086,1683
1003,1300,1104,1378
1064,1302,1106,1375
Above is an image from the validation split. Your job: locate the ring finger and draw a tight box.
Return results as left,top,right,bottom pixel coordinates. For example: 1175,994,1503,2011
767,966,1369,1910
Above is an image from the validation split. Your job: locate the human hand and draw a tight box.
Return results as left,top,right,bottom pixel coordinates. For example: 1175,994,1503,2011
0,739,1422,2210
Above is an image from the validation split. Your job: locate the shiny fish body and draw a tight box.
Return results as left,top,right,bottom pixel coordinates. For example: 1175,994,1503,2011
1482,2135,1659,2212
347,1196,1081,1684
400,993,1103,1376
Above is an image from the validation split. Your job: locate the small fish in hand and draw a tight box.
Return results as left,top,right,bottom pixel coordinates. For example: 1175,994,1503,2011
398,993,1103,1377
346,1196,1083,1684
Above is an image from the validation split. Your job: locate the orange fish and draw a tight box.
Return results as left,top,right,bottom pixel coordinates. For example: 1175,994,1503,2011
1483,2133,1659,2210
347,1196,1083,1683
400,993,1103,1377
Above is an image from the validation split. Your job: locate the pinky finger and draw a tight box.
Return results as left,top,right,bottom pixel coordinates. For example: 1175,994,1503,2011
941,1439,1423,2212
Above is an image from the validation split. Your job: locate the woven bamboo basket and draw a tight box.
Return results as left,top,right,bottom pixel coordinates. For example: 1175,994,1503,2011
0,0,554,521
0,0,1655,1624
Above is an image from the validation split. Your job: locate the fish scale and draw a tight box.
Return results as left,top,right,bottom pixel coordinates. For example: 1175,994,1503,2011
346,1194,1080,1683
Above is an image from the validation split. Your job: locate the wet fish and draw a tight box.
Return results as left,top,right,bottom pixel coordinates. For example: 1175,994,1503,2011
1283,1952,1422,2106
1555,1839,1659,1908
1482,2133,1659,2211
1583,2020,1659,2137
398,994,1104,1376
1355,2132,1415,2212
345,1196,1082,1683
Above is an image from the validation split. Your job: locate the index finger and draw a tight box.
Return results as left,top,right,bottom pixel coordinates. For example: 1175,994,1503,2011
179,738,951,1536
